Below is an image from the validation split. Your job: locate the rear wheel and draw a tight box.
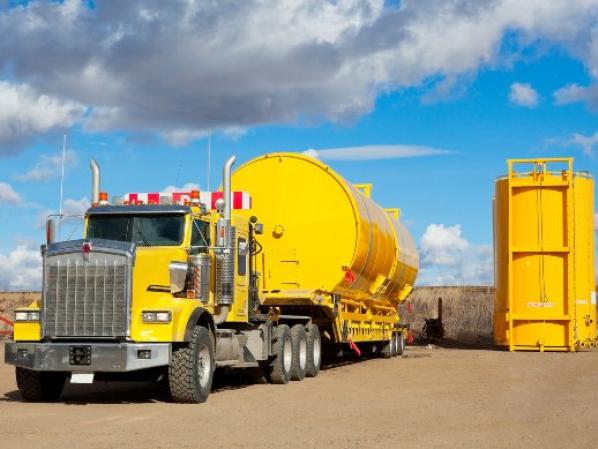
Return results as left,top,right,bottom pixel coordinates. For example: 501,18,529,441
168,325,215,403
395,331,405,356
290,324,307,381
305,324,321,377
383,334,396,359
267,324,292,384
16,368,66,402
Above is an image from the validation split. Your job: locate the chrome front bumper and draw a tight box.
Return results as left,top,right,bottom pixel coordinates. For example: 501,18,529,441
4,341,171,372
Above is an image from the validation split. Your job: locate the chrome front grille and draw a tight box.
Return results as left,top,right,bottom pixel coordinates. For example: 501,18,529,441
43,240,133,338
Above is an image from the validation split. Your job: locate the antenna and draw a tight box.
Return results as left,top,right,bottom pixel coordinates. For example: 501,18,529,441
58,134,67,240
207,131,212,191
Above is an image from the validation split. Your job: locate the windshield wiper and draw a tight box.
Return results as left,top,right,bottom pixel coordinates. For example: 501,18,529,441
134,219,152,247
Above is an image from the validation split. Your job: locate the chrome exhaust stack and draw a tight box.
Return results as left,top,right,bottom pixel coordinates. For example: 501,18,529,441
223,155,236,222
214,155,236,324
90,159,101,205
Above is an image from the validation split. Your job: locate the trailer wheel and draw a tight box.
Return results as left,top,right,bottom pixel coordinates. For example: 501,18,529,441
267,324,292,384
290,324,307,381
168,325,215,403
305,324,321,377
16,367,66,402
395,331,405,356
383,334,397,358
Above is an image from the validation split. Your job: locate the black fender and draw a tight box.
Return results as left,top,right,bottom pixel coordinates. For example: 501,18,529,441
184,307,215,342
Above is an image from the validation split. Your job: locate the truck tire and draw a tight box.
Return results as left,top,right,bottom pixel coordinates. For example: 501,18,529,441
391,333,399,357
395,331,405,356
305,323,321,377
290,324,307,381
16,367,66,402
168,325,215,403
267,324,292,384
383,334,396,359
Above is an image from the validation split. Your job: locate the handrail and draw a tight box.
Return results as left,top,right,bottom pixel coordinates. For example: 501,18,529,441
507,157,573,179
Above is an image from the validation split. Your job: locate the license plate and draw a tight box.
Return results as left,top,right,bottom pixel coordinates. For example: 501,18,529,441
69,345,92,366
70,372,94,384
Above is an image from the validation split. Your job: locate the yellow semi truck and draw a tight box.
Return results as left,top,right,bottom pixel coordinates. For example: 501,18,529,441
5,152,418,403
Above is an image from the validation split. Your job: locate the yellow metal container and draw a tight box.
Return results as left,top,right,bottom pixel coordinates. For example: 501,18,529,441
494,158,596,351
232,153,418,305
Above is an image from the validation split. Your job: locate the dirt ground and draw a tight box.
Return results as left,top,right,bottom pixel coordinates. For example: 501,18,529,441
0,343,597,449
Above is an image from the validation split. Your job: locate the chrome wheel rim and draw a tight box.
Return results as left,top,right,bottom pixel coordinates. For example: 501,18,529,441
299,337,307,370
283,337,292,373
313,335,321,368
197,345,211,389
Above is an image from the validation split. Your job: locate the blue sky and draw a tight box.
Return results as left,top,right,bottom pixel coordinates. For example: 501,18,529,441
0,0,597,289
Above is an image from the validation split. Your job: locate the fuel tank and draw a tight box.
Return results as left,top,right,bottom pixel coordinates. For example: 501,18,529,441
232,153,418,304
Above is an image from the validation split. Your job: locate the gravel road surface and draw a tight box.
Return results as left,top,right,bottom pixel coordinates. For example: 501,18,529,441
1,343,597,449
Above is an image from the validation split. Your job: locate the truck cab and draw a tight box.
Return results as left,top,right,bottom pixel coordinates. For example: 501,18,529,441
5,156,320,403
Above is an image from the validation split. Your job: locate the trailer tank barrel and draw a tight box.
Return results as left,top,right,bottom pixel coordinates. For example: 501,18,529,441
231,153,418,304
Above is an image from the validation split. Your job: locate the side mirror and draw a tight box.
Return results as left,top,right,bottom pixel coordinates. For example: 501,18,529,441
254,223,264,235
169,261,189,294
46,216,58,245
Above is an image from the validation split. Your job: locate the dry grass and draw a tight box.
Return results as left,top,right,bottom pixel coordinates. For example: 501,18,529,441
0,291,40,335
1,288,495,344
403,286,494,345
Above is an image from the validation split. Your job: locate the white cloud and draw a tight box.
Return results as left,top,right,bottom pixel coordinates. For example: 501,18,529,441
0,244,42,291
509,82,539,107
162,182,200,193
418,223,493,286
553,83,589,105
161,129,207,147
304,144,452,161
61,197,90,217
15,149,78,182
0,80,84,152
1,1,598,146
0,182,23,205
570,131,598,156
36,197,90,231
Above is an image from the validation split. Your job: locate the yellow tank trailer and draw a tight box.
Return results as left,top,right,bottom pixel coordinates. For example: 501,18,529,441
494,158,596,351
232,153,418,345
5,152,418,403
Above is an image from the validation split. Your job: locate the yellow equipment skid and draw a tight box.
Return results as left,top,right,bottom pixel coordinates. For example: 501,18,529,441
494,158,596,351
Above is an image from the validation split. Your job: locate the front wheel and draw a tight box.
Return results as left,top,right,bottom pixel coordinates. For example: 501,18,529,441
16,368,66,402
168,325,215,403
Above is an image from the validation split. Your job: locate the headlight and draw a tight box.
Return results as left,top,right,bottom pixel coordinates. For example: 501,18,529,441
15,310,40,322
142,311,172,323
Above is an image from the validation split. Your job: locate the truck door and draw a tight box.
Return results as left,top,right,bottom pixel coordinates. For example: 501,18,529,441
235,233,249,317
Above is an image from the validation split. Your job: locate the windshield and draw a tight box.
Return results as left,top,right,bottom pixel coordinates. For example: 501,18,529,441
87,214,185,246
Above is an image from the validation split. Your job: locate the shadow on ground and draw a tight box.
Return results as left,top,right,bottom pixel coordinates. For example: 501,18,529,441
0,350,411,405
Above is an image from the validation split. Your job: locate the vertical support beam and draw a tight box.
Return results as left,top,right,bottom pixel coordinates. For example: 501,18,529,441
507,160,514,351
